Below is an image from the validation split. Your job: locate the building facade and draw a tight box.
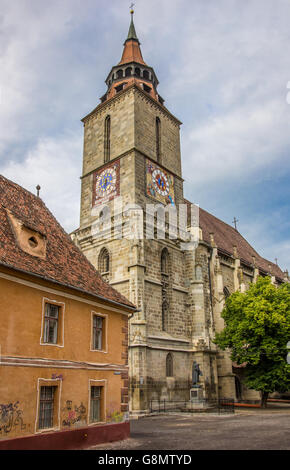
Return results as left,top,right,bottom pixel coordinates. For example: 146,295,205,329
0,175,136,449
72,12,288,414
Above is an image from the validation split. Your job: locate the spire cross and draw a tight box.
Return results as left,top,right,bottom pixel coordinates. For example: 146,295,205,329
233,217,239,230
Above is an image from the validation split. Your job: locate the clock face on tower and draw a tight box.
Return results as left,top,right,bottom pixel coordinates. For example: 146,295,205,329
146,159,175,205
92,161,120,206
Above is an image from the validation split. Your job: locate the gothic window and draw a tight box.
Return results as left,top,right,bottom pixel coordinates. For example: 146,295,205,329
224,287,230,299
98,248,110,275
156,117,161,163
162,301,169,331
166,353,173,377
161,248,169,274
104,116,111,163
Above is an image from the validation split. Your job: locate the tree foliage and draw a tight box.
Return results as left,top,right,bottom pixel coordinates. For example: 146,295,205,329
214,277,290,405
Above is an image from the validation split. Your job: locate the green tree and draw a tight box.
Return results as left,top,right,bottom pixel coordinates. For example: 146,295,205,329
214,277,290,407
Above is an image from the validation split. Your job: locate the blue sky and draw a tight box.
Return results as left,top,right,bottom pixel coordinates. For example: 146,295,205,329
0,0,289,272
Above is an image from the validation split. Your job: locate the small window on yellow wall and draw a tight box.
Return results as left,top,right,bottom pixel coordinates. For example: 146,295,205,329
90,386,103,423
41,299,64,347
38,386,57,430
43,304,60,344
92,315,105,351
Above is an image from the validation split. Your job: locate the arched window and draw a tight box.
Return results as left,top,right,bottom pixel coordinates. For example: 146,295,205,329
125,67,132,77
98,248,110,275
135,67,141,77
104,116,111,163
161,248,169,274
224,287,230,299
143,70,149,80
156,117,161,163
116,69,123,79
166,353,173,377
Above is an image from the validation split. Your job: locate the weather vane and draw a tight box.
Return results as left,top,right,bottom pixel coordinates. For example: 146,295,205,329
130,3,135,14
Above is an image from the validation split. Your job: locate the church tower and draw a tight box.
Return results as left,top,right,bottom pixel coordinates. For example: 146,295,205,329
72,10,219,414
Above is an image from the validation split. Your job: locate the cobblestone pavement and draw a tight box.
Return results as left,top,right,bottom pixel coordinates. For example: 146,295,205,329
89,405,290,450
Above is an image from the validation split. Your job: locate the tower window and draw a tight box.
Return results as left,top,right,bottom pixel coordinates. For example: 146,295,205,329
161,248,169,274
143,84,151,94
116,69,123,79
125,67,132,77
143,70,149,80
162,301,169,332
156,117,161,163
115,84,124,93
166,353,173,377
104,116,111,163
135,67,141,77
98,248,110,275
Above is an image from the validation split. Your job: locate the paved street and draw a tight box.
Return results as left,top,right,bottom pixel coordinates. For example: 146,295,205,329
90,405,290,450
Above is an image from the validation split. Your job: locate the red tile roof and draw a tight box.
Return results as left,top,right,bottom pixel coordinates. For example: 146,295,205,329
185,200,284,281
0,175,136,310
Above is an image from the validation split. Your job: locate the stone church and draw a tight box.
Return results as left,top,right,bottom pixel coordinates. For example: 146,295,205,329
71,11,288,415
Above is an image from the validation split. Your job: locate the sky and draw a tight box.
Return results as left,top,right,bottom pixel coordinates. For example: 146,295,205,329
0,0,289,272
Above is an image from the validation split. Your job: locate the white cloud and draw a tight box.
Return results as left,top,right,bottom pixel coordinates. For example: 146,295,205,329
0,132,82,233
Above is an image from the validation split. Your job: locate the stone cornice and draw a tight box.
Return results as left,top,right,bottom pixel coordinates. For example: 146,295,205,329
81,83,182,127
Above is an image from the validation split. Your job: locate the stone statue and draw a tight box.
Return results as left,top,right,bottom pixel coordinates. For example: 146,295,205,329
192,361,203,386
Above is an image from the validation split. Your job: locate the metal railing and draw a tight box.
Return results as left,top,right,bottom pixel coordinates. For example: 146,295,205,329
149,398,235,414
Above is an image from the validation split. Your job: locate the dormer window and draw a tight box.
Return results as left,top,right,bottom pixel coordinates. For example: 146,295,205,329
6,209,47,259
28,236,38,248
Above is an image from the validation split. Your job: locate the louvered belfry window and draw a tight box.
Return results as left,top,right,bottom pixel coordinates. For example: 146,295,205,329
43,304,59,344
39,386,56,429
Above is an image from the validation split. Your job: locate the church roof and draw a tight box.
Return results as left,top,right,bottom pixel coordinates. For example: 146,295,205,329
185,200,284,281
0,175,136,310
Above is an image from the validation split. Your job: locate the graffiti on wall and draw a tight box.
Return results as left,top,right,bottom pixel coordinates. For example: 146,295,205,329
62,400,87,428
0,401,26,436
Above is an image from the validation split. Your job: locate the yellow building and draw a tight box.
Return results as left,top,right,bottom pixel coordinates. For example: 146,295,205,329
0,175,136,450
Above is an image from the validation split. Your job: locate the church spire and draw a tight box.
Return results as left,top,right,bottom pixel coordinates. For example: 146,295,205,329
102,8,163,106
118,8,145,66
126,7,139,44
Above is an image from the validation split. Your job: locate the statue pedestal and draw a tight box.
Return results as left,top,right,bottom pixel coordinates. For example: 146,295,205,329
189,387,206,409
